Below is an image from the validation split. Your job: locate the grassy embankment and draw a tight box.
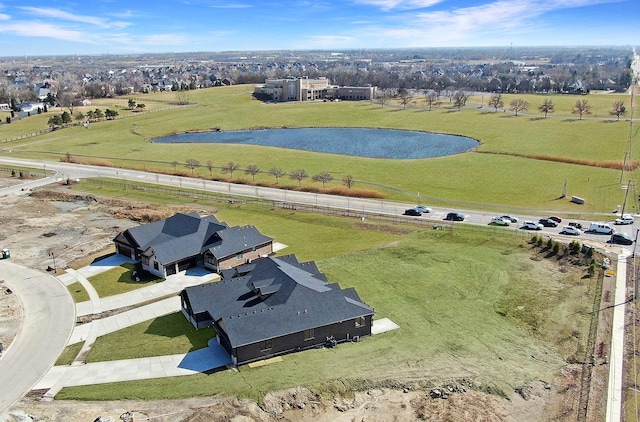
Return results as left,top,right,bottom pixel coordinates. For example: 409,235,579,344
0,85,636,213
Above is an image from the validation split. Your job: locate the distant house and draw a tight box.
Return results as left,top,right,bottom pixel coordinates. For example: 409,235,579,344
113,212,273,278
180,254,374,365
254,77,376,102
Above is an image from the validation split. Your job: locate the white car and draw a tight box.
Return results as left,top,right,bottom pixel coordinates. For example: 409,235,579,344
500,215,519,223
560,225,582,236
490,216,510,226
522,221,543,230
614,215,634,225
414,205,432,214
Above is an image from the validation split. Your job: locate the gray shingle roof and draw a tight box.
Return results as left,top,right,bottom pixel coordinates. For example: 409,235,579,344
122,212,228,264
182,255,374,348
206,225,272,259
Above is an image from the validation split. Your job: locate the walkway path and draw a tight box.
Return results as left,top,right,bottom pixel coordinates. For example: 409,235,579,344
606,249,631,422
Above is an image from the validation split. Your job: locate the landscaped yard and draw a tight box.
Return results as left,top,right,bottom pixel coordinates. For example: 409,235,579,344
57,203,596,404
87,262,164,297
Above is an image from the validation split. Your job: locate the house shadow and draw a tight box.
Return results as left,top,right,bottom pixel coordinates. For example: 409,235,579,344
116,263,163,286
146,311,213,345
178,339,233,372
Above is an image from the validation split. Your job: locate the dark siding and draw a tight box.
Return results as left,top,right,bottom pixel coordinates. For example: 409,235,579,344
234,318,373,365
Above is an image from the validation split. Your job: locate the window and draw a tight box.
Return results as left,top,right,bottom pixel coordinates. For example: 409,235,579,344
153,262,159,270
304,328,315,341
207,256,216,265
236,253,243,260
260,339,272,351
355,316,366,327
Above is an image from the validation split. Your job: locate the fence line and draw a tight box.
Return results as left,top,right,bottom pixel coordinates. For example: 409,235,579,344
83,178,532,240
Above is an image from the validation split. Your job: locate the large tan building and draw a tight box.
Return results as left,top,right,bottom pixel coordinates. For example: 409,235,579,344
254,77,376,102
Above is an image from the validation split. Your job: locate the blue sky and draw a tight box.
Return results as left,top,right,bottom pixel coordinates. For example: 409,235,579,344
0,0,638,56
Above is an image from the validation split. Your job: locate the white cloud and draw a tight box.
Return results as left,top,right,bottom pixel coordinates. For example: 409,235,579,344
0,13,9,20
352,0,445,11
18,6,114,28
209,3,252,8
0,21,91,43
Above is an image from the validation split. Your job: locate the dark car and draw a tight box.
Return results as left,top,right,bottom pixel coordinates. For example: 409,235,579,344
548,216,562,223
538,218,558,227
403,208,421,216
610,233,634,245
445,212,465,221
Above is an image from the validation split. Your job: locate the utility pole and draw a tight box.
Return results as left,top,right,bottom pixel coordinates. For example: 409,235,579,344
621,180,633,216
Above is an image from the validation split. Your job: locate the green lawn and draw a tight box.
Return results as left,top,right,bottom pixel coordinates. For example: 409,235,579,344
87,262,164,298
1,85,636,213
86,312,214,362
66,281,90,303
57,223,595,403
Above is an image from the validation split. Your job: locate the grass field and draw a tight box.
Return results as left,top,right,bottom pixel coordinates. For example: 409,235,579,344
57,226,595,403
1,85,637,213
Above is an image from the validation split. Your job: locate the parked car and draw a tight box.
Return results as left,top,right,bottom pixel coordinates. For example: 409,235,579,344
522,221,543,230
444,212,465,221
403,208,421,216
548,216,562,223
500,215,518,223
538,218,559,227
614,214,634,225
490,216,510,226
589,222,615,234
414,205,432,214
560,225,582,236
610,232,634,245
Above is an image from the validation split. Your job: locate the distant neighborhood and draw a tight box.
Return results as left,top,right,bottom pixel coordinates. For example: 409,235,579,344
114,212,375,365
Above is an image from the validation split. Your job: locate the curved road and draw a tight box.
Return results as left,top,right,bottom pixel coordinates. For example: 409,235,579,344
0,262,75,414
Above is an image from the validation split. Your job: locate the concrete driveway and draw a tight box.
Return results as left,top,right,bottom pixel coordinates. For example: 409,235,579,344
0,261,75,414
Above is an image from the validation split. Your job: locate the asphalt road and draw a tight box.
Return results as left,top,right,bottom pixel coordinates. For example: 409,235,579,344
0,262,75,414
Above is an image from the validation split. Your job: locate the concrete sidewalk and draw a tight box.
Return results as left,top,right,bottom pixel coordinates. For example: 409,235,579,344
68,296,182,345
36,339,233,390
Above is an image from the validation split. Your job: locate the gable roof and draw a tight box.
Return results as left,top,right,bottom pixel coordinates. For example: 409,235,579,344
118,212,227,265
206,225,273,259
183,255,374,348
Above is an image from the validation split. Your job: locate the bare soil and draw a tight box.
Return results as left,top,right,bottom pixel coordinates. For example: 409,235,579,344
0,176,614,421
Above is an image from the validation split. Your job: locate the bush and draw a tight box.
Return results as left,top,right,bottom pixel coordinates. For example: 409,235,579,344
552,242,560,255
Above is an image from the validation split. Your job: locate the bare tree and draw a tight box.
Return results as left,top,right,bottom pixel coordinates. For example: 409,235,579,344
312,171,332,188
289,169,308,186
205,160,214,176
487,94,503,112
245,164,260,181
377,88,391,107
538,99,555,118
222,161,239,179
425,92,439,111
398,89,413,110
610,100,626,121
175,91,190,105
343,175,355,189
509,99,529,116
452,91,470,110
269,167,286,184
171,161,179,173
185,158,200,174
572,99,591,120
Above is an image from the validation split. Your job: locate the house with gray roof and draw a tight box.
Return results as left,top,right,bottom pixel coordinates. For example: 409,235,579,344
180,254,374,365
113,212,273,278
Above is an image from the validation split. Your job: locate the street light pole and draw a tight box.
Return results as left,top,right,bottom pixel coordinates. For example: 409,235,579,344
48,251,56,273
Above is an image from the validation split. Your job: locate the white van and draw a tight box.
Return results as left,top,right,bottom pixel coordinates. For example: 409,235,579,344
589,222,615,234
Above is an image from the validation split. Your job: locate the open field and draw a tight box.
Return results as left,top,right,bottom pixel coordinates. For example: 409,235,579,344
1,85,637,213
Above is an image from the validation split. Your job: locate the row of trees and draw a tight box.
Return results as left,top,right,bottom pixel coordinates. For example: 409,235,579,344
173,160,355,189
47,108,120,128
387,89,630,120
484,93,628,120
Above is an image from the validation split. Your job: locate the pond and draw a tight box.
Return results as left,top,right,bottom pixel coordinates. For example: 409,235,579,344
153,128,478,159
